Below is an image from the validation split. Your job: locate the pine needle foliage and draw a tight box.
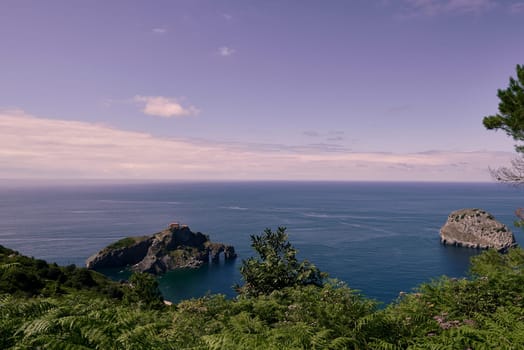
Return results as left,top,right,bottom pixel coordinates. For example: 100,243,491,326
483,64,524,153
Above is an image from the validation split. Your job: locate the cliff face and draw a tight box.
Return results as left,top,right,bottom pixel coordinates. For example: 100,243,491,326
85,236,153,269
86,226,236,274
440,208,516,252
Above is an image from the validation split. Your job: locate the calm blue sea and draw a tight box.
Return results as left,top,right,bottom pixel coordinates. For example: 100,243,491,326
0,181,522,304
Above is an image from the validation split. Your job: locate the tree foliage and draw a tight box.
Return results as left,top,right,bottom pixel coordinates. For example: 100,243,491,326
482,64,524,229
482,64,524,185
237,227,326,296
124,272,164,309
0,245,124,299
483,64,524,153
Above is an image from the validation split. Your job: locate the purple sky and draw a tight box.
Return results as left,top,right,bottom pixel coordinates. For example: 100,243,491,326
1,0,523,181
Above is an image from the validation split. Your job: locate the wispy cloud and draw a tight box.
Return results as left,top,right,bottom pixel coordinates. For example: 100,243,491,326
218,46,235,57
444,0,496,13
303,130,346,143
222,13,233,21
134,96,199,118
303,131,320,137
398,0,496,17
152,27,167,34
0,110,514,181
509,2,524,13
326,136,345,142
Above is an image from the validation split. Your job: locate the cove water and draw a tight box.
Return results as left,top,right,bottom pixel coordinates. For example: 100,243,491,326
0,181,522,304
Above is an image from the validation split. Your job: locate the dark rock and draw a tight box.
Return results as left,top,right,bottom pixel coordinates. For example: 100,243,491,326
86,225,237,274
206,242,237,262
224,245,237,260
86,237,153,269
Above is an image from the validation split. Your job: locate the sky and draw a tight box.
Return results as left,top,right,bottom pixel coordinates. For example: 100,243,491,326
1,0,523,182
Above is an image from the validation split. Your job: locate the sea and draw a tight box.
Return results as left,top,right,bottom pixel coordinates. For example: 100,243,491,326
0,181,522,305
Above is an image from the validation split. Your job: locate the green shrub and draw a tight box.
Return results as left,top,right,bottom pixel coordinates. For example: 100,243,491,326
106,236,146,250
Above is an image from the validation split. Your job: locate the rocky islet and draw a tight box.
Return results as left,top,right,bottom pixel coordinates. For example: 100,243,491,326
86,224,237,274
440,208,516,252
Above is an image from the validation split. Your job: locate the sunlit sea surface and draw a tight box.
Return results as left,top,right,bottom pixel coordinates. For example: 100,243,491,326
0,181,521,304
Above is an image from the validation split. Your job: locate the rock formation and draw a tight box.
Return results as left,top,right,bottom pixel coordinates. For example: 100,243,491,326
86,225,237,274
440,208,516,252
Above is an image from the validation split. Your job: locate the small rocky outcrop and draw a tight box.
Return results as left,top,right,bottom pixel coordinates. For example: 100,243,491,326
440,208,516,252
86,225,237,274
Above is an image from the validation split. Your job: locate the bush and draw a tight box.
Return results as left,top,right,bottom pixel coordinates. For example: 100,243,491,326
123,272,164,309
237,227,326,297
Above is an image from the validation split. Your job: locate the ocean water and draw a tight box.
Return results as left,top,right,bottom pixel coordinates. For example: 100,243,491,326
0,181,522,304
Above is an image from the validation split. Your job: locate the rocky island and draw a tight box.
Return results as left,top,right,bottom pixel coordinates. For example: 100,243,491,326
440,208,517,252
86,223,237,274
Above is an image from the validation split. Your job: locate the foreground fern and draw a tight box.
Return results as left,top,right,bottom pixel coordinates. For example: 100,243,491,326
1,241,524,349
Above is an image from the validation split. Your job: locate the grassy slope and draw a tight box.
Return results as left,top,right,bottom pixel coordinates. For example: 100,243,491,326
0,245,126,299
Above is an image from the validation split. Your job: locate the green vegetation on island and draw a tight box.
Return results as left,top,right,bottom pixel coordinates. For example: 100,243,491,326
105,236,150,251
2,227,524,349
